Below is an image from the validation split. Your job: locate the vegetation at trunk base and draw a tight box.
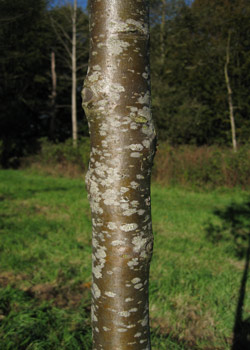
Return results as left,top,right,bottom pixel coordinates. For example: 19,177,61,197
23,137,91,177
22,138,250,190
0,170,250,349
153,143,250,189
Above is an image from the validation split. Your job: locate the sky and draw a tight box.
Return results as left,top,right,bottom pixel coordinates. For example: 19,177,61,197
78,0,87,8
53,1,193,11
52,0,87,9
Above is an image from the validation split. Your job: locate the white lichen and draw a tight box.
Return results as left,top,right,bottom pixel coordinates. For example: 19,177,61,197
134,332,142,338
108,37,130,56
126,19,148,35
118,328,128,333
130,152,142,158
141,315,149,327
107,222,117,230
89,71,101,82
125,297,134,302
95,247,106,259
142,139,150,148
129,308,138,312
129,143,143,151
127,258,139,268
105,291,116,298
102,189,119,206
132,236,147,253
131,277,141,284
92,283,101,299
138,91,150,105
118,311,130,317
130,181,139,189
111,240,126,246
120,187,129,194
138,209,145,216
120,223,138,232
123,208,137,216
92,265,103,279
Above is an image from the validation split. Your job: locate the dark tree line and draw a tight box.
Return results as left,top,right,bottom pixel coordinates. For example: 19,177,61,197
0,0,250,166
150,0,250,146
0,0,89,166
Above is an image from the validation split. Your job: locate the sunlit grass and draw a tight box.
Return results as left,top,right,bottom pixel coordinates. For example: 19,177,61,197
0,170,249,349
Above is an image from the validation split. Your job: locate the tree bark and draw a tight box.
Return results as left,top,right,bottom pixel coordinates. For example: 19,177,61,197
224,30,237,152
72,0,77,147
160,0,166,66
49,51,57,139
81,1,156,349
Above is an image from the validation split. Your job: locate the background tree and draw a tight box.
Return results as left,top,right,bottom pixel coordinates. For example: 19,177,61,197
150,0,250,146
82,0,156,349
49,0,89,145
0,0,90,166
49,51,57,139
191,0,239,151
0,0,51,166
1,0,250,167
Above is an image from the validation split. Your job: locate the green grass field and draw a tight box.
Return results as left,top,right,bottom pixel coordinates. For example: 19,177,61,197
0,170,249,349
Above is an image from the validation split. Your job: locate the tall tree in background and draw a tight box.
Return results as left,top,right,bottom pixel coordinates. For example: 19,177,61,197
0,0,51,166
49,51,57,139
50,0,88,146
224,30,237,152
71,0,77,146
82,0,156,349
191,0,250,148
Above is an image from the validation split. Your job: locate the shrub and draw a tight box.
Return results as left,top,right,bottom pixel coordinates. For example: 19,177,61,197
23,138,250,188
153,143,250,188
23,138,90,178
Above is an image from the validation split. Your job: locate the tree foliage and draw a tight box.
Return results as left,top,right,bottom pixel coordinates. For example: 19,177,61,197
0,0,51,166
0,0,89,166
150,0,250,145
0,0,250,166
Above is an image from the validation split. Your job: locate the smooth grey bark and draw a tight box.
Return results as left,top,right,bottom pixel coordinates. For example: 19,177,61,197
82,1,156,349
224,30,237,152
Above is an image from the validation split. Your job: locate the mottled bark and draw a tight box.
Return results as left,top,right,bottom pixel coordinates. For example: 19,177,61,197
224,30,237,152
81,1,156,349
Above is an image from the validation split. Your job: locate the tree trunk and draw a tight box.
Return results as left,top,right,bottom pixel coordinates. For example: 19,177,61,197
224,30,237,152
72,0,77,147
81,1,156,349
160,0,166,66
49,51,57,140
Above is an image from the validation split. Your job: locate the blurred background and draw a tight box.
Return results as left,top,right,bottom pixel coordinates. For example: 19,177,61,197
0,0,249,187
